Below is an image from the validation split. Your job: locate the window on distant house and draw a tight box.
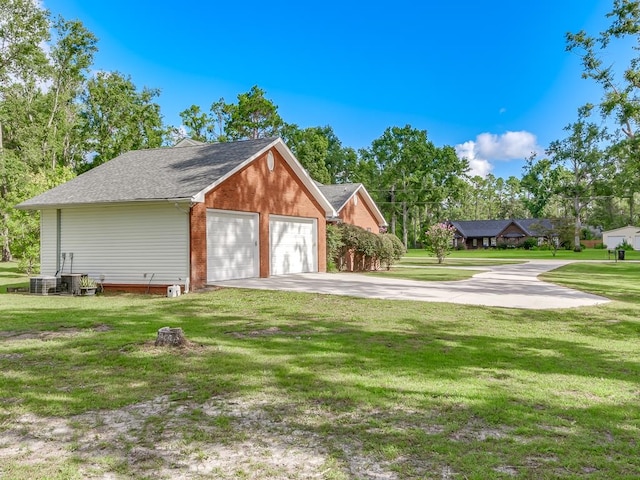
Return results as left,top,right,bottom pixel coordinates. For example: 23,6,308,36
472,238,477,247
491,237,497,246
483,237,489,247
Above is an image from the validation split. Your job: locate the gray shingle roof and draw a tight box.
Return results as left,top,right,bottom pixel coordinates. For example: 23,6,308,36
514,218,553,236
317,183,361,212
18,138,278,208
450,219,513,238
450,219,553,238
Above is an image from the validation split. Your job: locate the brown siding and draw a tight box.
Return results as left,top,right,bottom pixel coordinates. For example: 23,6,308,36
190,148,327,289
339,191,380,232
500,224,527,238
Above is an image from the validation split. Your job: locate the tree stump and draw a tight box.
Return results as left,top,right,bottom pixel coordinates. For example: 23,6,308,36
155,327,186,347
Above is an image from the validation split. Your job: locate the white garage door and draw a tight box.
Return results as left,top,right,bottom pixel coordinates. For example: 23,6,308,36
207,210,259,282
607,236,625,249
270,216,317,275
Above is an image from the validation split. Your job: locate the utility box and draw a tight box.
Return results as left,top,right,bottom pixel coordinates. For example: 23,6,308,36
167,285,181,297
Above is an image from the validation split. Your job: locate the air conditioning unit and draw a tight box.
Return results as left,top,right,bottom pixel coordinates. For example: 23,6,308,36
30,276,58,295
60,273,84,295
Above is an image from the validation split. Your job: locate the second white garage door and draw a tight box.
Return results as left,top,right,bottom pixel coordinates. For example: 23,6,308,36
207,210,259,282
270,215,317,275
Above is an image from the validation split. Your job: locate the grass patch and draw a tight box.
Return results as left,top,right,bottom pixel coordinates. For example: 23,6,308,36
368,266,478,281
0,261,28,293
542,262,640,303
398,256,523,267
405,247,640,261
0,261,639,478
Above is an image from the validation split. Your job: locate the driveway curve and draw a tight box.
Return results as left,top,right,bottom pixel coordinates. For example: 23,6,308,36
211,260,610,310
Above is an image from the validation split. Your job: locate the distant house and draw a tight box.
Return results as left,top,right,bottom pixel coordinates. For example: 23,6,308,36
317,183,387,232
449,219,554,249
602,225,640,249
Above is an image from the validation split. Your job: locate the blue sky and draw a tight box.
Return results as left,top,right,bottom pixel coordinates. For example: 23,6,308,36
43,0,615,179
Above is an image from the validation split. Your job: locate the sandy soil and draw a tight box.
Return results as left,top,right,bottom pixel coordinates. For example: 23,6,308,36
0,394,401,479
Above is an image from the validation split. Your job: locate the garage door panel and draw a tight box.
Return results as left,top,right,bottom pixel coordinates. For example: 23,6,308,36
207,210,258,282
607,236,625,249
270,216,316,276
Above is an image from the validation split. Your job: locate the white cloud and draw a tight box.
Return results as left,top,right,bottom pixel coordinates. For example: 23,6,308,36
455,140,493,178
455,131,541,178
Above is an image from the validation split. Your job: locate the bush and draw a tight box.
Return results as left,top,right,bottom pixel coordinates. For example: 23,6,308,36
522,238,537,250
424,223,456,264
379,233,406,270
16,245,39,275
496,242,509,250
616,240,634,251
326,224,344,272
335,224,404,271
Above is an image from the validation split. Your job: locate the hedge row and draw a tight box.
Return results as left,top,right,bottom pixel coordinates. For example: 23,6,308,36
327,223,405,272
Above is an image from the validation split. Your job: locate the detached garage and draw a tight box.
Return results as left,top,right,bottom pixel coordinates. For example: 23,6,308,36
17,137,336,293
602,225,640,249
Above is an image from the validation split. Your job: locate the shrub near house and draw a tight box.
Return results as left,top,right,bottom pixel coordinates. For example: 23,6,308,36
332,224,404,271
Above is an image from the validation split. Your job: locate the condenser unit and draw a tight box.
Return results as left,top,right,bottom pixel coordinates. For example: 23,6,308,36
29,276,58,295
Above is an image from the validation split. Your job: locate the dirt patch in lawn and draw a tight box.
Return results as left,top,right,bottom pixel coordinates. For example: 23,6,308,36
0,324,113,342
0,395,400,479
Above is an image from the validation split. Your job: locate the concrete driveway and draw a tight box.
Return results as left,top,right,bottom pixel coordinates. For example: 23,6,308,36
211,260,610,309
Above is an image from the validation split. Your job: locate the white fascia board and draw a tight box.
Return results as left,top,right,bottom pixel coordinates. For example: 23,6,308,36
16,198,194,210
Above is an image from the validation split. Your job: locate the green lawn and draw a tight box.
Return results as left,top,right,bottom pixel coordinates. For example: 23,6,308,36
0,262,29,293
368,266,479,281
405,247,639,261
399,256,523,267
1,261,639,478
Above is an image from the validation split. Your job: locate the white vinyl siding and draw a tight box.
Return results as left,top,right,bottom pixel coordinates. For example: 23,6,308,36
206,210,259,282
40,209,58,276
54,203,189,285
270,215,317,275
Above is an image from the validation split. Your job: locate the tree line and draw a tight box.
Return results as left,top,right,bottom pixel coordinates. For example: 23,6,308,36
1,0,639,267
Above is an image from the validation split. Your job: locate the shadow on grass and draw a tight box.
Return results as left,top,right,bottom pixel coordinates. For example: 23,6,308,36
1,289,639,477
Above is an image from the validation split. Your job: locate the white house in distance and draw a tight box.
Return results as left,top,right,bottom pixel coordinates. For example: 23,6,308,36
602,225,640,249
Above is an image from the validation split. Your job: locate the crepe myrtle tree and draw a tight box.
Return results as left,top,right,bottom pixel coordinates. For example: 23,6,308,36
424,223,457,264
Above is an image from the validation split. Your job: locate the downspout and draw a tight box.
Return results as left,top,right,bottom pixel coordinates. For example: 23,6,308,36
171,199,193,293
187,203,194,293
56,209,61,273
